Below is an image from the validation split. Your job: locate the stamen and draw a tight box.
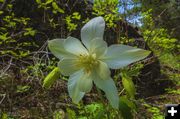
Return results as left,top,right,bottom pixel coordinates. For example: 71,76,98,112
78,53,99,73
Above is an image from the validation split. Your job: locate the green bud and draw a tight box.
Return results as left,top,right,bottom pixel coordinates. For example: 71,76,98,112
43,67,60,89
121,73,136,99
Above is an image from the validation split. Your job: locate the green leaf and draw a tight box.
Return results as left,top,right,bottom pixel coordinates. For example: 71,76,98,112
16,85,30,93
52,2,59,10
120,96,137,111
43,67,60,89
45,0,53,5
52,2,64,13
66,108,76,119
102,44,151,69
57,8,64,14
36,0,41,4
96,110,105,119
119,97,133,119
81,16,105,49
72,12,81,20
121,73,135,99
0,33,8,41
84,103,104,118
0,11,3,15
52,10,57,14
24,28,36,36
1,113,8,119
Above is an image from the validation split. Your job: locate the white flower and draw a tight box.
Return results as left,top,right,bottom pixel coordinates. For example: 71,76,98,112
48,17,150,109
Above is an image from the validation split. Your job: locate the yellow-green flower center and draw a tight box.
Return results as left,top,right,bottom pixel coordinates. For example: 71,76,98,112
78,53,99,73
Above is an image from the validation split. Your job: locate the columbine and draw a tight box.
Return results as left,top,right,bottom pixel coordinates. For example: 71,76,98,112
48,17,150,109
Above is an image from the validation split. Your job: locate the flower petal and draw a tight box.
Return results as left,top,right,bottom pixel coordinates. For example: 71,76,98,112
102,44,151,69
78,73,93,93
93,73,119,109
68,70,85,103
48,38,75,59
89,38,107,58
81,17,105,49
95,61,110,80
58,58,81,76
64,36,88,55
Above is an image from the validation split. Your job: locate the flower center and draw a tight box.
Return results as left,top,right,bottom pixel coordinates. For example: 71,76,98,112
78,53,98,73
